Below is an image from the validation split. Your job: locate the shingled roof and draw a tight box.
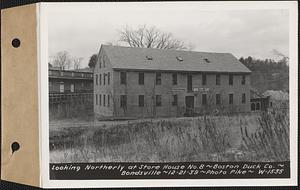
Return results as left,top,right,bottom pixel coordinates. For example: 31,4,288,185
101,45,251,73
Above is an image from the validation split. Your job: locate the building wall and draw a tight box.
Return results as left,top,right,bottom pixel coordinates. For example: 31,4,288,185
93,48,114,117
112,71,251,118
49,78,93,93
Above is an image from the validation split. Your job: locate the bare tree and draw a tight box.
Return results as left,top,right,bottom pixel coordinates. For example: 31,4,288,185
118,25,190,50
52,51,72,70
73,57,83,70
272,49,289,62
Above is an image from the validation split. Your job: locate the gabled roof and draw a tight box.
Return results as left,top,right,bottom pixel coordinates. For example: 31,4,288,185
100,45,251,73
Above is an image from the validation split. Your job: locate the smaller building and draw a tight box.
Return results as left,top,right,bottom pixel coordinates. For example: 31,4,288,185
263,90,289,110
250,88,270,112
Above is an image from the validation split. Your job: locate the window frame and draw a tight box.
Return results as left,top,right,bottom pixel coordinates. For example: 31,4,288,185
202,93,207,105
156,72,162,85
138,72,144,85
120,72,127,85
229,74,233,85
216,74,220,85
229,93,234,104
242,75,246,85
172,73,177,85
120,95,127,108
242,93,246,104
202,74,207,85
172,94,178,106
216,94,221,105
138,95,144,107
156,95,162,107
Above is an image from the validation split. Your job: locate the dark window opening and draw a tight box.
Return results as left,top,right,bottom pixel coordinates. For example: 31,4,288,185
229,74,233,85
120,95,127,108
103,94,106,107
138,95,144,107
156,72,161,85
120,72,126,84
103,73,106,85
96,94,98,105
202,94,207,105
172,73,177,85
216,74,220,85
256,103,261,110
187,74,192,92
108,95,110,107
251,103,255,111
99,74,102,85
202,74,207,85
108,72,110,85
216,94,221,105
242,75,246,85
172,94,178,106
229,93,233,104
156,95,162,107
99,94,102,106
95,74,98,85
242,93,246,104
139,72,144,85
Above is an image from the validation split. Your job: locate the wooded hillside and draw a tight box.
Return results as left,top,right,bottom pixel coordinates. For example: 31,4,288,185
239,56,289,93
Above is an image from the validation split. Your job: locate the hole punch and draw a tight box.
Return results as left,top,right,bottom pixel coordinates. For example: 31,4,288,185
11,141,20,154
12,38,21,48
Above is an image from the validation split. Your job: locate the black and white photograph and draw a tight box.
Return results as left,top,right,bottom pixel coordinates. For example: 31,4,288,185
42,1,297,186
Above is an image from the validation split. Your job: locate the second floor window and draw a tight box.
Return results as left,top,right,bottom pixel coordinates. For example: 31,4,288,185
242,75,246,85
229,74,233,85
172,73,177,85
139,72,144,85
103,94,106,106
120,72,126,84
99,94,102,106
229,93,233,104
95,74,98,85
156,72,161,85
108,72,110,85
156,95,162,106
216,74,220,85
202,74,207,85
138,95,144,107
120,95,127,108
103,74,106,85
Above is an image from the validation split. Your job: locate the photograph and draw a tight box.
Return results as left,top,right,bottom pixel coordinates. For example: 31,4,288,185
47,2,290,165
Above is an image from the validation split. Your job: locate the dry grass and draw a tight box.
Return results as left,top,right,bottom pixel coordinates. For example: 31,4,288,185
49,113,265,163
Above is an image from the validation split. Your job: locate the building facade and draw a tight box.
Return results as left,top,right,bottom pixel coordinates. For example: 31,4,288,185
94,45,251,118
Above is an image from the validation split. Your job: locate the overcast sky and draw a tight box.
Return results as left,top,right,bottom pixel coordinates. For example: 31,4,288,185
47,2,289,68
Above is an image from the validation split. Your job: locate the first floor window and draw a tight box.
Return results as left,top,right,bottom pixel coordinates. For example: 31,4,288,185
229,93,233,104
202,94,207,105
172,94,178,106
156,95,162,106
103,94,106,107
138,95,144,107
96,94,98,105
216,94,221,105
99,94,102,106
242,93,246,104
120,95,127,108
99,74,102,85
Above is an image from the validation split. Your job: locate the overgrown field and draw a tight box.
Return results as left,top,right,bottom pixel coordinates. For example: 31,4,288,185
50,110,289,163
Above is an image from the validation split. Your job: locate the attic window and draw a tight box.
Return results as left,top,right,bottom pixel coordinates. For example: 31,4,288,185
204,58,210,63
146,55,153,60
176,56,183,61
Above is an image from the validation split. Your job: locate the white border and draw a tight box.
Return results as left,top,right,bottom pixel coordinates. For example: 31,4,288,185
39,1,298,188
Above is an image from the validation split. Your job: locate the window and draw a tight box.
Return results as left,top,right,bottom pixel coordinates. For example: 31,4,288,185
251,103,255,111
242,93,246,104
202,94,207,105
139,72,144,85
270,102,273,107
108,72,110,85
172,94,178,106
108,94,110,107
202,74,207,85
229,93,233,104
156,95,162,106
229,74,233,85
103,73,106,85
216,74,220,85
99,94,102,106
172,73,177,85
103,94,106,107
138,95,144,107
95,74,98,85
99,74,102,85
156,72,161,85
216,94,221,105
187,74,192,92
120,72,126,84
256,103,261,110
242,75,246,85
96,94,98,105
120,95,127,108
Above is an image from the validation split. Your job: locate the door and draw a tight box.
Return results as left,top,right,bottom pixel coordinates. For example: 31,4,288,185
59,82,64,93
185,96,194,116
70,84,75,93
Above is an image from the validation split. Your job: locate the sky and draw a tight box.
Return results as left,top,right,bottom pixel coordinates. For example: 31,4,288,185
47,2,290,68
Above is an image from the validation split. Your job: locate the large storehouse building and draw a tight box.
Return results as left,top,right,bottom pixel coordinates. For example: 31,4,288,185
94,45,251,118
